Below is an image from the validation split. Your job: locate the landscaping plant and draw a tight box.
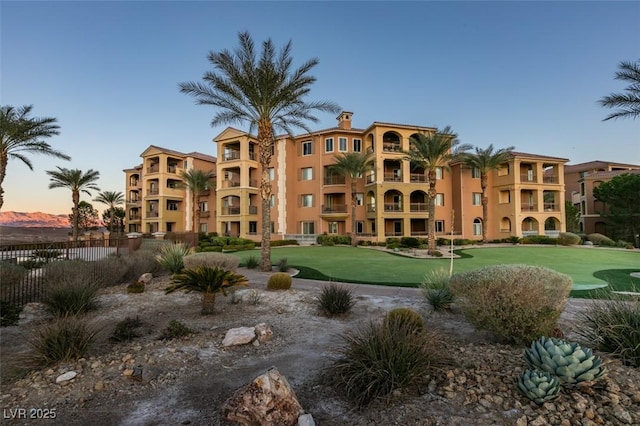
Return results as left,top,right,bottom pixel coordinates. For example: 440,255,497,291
383,307,426,334
420,269,453,311
267,272,292,290
0,300,22,327
277,257,289,272
244,255,260,269
110,316,145,343
43,276,100,317
160,320,194,340
28,316,97,366
316,283,356,316
516,369,561,405
183,252,240,272
156,243,191,274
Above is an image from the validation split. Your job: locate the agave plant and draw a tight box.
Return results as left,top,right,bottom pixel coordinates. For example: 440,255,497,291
165,266,248,314
516,369,561,405
524,337,606,385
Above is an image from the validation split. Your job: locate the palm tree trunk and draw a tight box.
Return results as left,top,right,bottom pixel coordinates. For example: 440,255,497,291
427,174,437,251
258,120,273,272
192,192,197,233
351,180,357,246
201,292,216,315
481,174,488,242
0,153,7,210
72,190,80,241
109,206,115,234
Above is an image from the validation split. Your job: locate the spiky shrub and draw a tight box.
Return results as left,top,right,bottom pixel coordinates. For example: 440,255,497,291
383,308,426,334
316,283,356,316
42,274,101,317
277,258,289,272
165,266,248,314
420,269,453,311
244,255,260,269
328,319,442,406
267,273,292,290
156,243,191,274
183,252,239,272
516,369,561,405
557,232,581,246
1,300,23,327
575,292,640,367
524,337,606,385
247,289,262,305
127,281,145,293
160,320,193,340
110,316,145,342
122,249,163,282
28,316,97,366
449,265,572,345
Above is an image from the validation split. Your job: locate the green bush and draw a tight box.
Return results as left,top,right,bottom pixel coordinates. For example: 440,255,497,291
270,239,299,247
557,232,581,246
1,300,23,327
420,269,453,311
43,260,97,286
156,243,191,274
384,307,426,334
267,272,292,290
328,319,442,406
160,320,193,340
183,252,239,272
576,291,640,367
196,245,223,253
316,283,356,316
449,265,572,345
127,281,145,293
28,316,97,366
222,243,256,252
43,275,101,317
243,255,260,269
520,235,557,245
400,237,420,248
277,258,289,272
110,316,145,342
18,259,45,270
317,234,351,246
427,249,443,257
587,233,616,246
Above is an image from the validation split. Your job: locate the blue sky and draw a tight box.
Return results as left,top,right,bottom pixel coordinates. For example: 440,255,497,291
2,1,639,215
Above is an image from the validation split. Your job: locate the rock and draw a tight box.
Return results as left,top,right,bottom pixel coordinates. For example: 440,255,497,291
631,391,640,404
94,381,105,391
223,327,256,347
612,406,633,424
138,273,153,284
255,323,273,342
55,371,77,383
221,367,304,426
298,413,315,426
516,416,528,426
19,302,52,325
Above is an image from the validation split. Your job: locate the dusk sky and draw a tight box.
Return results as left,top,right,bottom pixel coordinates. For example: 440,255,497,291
2,1,639,215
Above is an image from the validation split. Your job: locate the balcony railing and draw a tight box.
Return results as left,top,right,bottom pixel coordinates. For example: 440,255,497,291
410,203,428,212
410,231,429,236
324,176,345,185
147,164,159,173
384,231,403,236
200,211,210,218
167,165,180,174
221,207,240,215
249,206,258,214
383,142,401,152
129,180,140,188
223,151,241,161
544,203,559,212
521,204,538,212
147,211,159,218
223,180,241,188
384,173,402,182
543,176,558,184
410,174,427,183
366,204,376,212
129,215,140,221
249,152,256,161
322,204,347,213
127,198,140,204
384,203,403,212
521,173,537,182
147,188,159,195
249,179,258,188
366,174,376,184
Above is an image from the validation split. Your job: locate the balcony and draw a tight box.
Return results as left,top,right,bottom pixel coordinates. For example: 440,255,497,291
147,211,159,218
367,204,376,213
221,207,240,215
410,174,427,183
521,204,538,212
366,174,376,184
410,203,428,212
384,203,403,212
543,176,558,184
127,198,140,205
223,151,241,161
324,176,345,185
222,180,241,188
543,203,559,212
129,215,141,221
521,173,537,182
322,204,347,213
167,165,180,174
249,152,256,161
249,179,258,188
147,164,159,174
383,142,401,152
147,188,159,196
129,180,140,188
200,211,210,218
384,173,402,182
249,206,258,215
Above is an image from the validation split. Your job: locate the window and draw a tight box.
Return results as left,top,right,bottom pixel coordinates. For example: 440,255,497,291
499,190,511,204
498,164,510,176
270,195,275,207
301,167,313,180
435,167,443,179
268,168,275,181
301,221,315,234
435,220,444,233
325,138,334,153
302,141,313,156
328,222,338,234
249,221,257,234
356,221,364,234
473,218,482,236
270,221,275,233
355,193,364,206
199,223,208,233
435,193,444,206
199,201,208,211
472,167,481,179
353,138,362,152
338,137,347,152
472,193,482,206
301,194,313,207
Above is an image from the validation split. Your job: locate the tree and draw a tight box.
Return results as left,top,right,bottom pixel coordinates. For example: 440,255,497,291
329,152,374,246
94,191,124,234
0,105,70,209
565,201,581,234
593,173,640,246
180,31,340,271
460,144,514,242
598,59,640,121
102,206,125,234
69,201,100,233
178,169,215,233
47,167,100,241
402,127,471,251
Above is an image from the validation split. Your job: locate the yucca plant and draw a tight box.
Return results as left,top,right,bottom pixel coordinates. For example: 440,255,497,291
316,283,356,316
156,243,192,274
244,255,260,269
420,269,453,311
165,266,248,314
516,369,561,405
28,316,97,366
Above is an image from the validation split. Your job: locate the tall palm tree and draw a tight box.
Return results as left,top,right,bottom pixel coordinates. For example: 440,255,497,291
180,31,340,272
329,152,373,246
179,169,215,233
93,190,124,234
460,144,514,242
599,59,640,121
0,105,70,210
402,127,471,251
46,167,100,241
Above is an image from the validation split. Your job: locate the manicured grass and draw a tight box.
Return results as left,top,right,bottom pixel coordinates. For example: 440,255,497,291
234,246,640,296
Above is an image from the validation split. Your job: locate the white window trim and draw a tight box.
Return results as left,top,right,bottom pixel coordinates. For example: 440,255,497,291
325,137,334,153
302,141,312,156
338,137,347,152
353,138,362,152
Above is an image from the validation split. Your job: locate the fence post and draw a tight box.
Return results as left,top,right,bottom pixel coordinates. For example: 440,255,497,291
127,232,142,253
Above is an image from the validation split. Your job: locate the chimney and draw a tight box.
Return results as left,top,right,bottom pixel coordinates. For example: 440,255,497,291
337,111,353,130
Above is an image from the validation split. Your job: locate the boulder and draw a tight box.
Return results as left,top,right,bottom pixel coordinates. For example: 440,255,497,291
221,367,304,426
254,323,273,342
222,327,256,347
138,273,153,284
56,371,77,383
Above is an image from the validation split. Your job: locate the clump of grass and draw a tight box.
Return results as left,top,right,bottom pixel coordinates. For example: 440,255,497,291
156,243,191,274
244,255,260,269
183,252,239,272
316,283,356,316
43,277,101,317
110,316,145,343
384,307,426,334
247,289,262,305
420,269,453,312
160,320,193,340
28,316,97,366
277,258,289,272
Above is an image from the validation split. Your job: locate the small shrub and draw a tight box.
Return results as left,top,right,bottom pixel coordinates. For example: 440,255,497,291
0,262,27,296
247,289,262,305
270,239,299,247
110,316,145,342
94,255,129,286
316,283,356,316
277,258,289,272
384,307,426,334
28,316,97,365
43,260,97,287
507,236,521,244
427,249,443,257
400,237,420,248
122,250,163,282
557,232,581,246
420,269,453,311
1,300,23,327
520,235,557,245
183,252,239,272
127,281,145,293
267,272,292,290
160,320,193,340
328,319,442,406
450,265,572,345
43,277,101,317
244,255,260,269
156,243,191,274
587,233,616,246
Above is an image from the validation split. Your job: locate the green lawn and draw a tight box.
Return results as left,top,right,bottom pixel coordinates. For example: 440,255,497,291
234,245,640,296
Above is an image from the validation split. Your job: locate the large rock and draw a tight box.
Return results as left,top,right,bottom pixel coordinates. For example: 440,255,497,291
221,367,304,426
255,323,273,342
222,327,256,347
138,273,153,284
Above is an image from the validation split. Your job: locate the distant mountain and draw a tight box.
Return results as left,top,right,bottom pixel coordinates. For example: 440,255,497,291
0,211,70,228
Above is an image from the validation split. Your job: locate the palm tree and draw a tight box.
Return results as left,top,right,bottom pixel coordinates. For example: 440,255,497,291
599,59,640,121
459,144,514,242
179,169,215,233
93,191,124,234
180,31,340,272
0,105,70,209
402,127,471,251
329,152,373,246
46,167,100,241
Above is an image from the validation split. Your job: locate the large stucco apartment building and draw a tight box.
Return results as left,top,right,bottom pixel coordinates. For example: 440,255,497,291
125,112,572,243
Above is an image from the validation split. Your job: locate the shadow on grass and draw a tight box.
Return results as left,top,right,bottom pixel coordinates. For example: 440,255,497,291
571,269,640,299
294,265,418,288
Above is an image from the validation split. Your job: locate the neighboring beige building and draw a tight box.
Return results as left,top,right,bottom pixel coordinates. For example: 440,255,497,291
563,161,640,235
214,112,568,243
124,146,217,234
